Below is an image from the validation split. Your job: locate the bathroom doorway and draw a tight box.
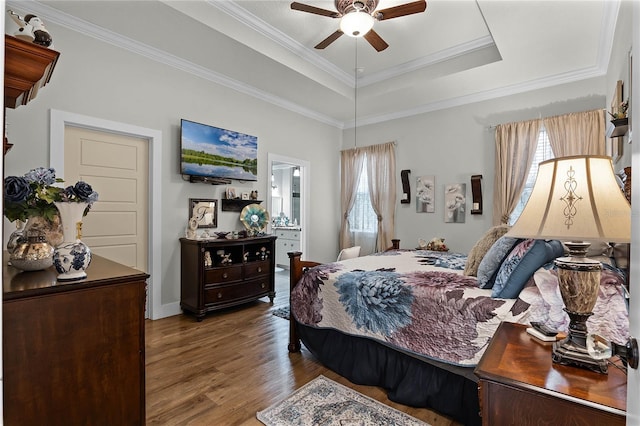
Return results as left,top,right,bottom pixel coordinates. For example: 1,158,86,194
267,153,309,266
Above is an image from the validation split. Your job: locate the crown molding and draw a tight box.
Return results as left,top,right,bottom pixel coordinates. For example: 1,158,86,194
358,35,496,87
207,0,353,87
346,64,607,129
345,0,620,128
9,0,619,131
6,0,343,129
213,2,499,90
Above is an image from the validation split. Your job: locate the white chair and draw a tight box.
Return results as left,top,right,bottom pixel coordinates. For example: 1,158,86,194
337,246,361,261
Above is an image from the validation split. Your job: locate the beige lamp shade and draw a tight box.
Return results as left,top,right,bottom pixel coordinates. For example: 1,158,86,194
507,155,630,243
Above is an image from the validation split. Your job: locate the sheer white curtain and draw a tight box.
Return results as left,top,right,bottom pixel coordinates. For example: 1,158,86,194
493,119,541,225
340,142,396,253
365,142,396,252
544,109,606,156
339,148,364,250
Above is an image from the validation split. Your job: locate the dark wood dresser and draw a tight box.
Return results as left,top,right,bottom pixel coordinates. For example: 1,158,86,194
475,322,626,426
3,255,149,425
180,236,276,321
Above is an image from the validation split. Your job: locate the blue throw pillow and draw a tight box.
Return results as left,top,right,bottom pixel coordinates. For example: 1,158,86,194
492,239,564,298
476,236,521,289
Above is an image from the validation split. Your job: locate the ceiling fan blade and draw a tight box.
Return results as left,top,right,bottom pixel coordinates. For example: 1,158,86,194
315,30,344,49
363,29,389,52
375,0,426,20
291,2,340,18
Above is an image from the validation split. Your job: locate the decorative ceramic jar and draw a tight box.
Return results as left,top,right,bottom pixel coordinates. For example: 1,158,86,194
53,201,92,281
9,230,55,271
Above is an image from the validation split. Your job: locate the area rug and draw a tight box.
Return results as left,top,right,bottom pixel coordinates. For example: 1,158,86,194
257,375,430,426
271,306,290,320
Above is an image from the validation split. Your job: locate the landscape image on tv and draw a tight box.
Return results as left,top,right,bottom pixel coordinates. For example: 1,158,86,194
181,119,258,181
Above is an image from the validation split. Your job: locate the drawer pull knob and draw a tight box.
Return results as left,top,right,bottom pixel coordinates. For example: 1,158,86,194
261,283,266,288
257,267,262,273
223,273,228,279
218,292,223,299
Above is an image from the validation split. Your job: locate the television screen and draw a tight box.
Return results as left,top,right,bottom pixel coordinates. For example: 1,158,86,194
181,119,258,181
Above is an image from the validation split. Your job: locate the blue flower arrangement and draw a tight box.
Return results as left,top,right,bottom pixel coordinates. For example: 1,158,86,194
3,167,99,223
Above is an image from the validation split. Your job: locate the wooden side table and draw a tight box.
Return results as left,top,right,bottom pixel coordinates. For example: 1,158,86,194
475,322,626,426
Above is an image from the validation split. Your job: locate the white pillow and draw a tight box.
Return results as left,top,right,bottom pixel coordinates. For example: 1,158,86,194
337,246,361,261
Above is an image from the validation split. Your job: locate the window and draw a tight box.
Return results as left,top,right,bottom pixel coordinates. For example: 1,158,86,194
509,127,554,224
348,157,377,232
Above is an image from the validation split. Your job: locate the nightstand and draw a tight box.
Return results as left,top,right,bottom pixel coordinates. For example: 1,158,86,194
475,322,626,426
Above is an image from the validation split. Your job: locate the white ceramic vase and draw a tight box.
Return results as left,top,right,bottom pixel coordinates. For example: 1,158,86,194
53,201,92,281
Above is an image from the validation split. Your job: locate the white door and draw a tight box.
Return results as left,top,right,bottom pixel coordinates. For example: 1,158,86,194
63,126,149,273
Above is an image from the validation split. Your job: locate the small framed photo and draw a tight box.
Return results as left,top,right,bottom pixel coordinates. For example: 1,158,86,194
241,192,250,200
226,187,237,199
189,198,218,228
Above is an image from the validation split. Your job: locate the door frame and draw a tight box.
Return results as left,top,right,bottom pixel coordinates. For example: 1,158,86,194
267,153,310,261
49,109,164,320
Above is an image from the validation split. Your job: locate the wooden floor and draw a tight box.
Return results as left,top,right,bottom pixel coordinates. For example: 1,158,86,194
145,270,461,425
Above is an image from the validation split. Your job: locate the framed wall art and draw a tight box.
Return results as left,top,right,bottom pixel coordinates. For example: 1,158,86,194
189,198,218,228
416,175,435,213
444,183,466,223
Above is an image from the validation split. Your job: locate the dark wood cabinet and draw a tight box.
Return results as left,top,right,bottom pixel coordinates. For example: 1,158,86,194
475,322,626,426
3,255,149,426
180,236,276,320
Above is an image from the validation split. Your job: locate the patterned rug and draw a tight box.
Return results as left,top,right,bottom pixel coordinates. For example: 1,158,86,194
271,306,290,320
257,375,430,426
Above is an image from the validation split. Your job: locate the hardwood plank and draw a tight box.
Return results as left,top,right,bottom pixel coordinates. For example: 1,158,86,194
146,270,460,426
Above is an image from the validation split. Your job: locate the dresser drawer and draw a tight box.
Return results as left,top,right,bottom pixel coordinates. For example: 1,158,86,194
204,265,243,284
277,240,300,252
204,280,270,305
275,229,300,240
244,260,270,277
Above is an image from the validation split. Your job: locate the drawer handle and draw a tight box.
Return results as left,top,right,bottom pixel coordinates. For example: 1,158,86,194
222,273,228,279
261,283,266,289
218,292,223,299
257,267,262,273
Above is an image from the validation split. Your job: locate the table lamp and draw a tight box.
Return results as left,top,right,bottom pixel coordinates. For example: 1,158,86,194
507,155,630,373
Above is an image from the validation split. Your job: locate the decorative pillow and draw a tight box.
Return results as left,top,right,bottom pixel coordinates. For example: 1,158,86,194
492,239,564,299
464,224,511,276
476,235,521,289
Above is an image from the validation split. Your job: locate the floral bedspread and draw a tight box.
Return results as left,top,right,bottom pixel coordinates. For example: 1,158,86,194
291,250,629,366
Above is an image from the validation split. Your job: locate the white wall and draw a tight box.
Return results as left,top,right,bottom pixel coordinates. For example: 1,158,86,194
346,79,606,253
3,21,341,309
606,0,634,168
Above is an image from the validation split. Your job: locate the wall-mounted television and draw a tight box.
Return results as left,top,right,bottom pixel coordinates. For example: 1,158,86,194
180,119,258,182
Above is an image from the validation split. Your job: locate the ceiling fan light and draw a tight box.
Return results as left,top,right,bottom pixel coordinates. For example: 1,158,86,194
340,11,374,37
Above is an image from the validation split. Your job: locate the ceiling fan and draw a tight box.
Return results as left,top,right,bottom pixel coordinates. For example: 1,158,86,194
290,0,427,52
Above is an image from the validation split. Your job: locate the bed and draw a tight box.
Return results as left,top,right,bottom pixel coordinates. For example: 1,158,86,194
287,236,629,425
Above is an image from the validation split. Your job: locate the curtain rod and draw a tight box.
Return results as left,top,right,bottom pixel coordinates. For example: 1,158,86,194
340,140,397,153
487,109,605,131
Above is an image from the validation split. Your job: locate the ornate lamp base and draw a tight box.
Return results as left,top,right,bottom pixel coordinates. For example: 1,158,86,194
552,310,608,374
553,253,607,374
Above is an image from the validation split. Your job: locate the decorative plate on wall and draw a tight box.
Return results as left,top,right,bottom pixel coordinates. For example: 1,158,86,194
240,204,270,235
